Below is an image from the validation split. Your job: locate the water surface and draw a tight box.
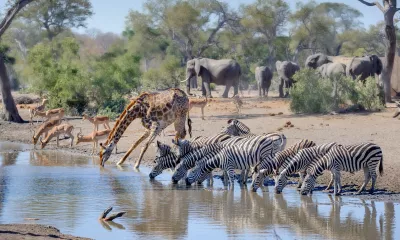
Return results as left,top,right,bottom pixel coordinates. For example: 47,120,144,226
0,142,398,239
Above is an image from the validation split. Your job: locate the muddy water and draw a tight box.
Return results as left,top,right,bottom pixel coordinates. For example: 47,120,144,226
0,142,399,240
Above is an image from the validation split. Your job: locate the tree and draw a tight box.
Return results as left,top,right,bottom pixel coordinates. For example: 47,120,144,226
357,0,398,103
20,0,93,40
240,0,290,67
0,0,34,122
290,1,362,61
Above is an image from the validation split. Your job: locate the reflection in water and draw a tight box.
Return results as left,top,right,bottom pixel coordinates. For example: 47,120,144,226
0,142,398,240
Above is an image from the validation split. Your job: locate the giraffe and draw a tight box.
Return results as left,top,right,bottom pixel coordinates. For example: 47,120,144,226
99,88,192,168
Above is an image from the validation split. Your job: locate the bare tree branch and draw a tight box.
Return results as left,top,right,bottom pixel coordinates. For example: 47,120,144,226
0,0,35,37
357,0,385,12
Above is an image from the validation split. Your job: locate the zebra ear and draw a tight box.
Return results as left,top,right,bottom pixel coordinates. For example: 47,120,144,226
171,139,178,145
157,140,162,148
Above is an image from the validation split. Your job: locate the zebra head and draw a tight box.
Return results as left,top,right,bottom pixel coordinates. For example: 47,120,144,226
300,174,316,195
223,119,251,136
274,170,289,194
171,161,188,184
171,139,191,160
155,141,172,158
149,154,177,179
251,166,270,192
185,165,203,186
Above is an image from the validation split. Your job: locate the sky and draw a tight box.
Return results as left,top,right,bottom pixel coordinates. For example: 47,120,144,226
77,0,383,35
0,0,384,35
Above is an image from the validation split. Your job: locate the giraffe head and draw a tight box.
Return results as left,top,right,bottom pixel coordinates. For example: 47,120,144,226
99,142,115,166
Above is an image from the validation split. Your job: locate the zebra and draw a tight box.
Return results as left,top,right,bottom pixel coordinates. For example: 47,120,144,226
220,119,251,136
250,139,316,192
274,142,338,194
149,133,231,179
300,142,383,196
173,131,286,185
185,135,277,187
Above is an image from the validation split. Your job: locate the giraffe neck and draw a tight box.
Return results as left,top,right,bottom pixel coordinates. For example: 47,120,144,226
106,103,142,146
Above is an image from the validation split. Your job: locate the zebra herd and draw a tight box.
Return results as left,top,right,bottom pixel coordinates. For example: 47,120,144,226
150,119,383,195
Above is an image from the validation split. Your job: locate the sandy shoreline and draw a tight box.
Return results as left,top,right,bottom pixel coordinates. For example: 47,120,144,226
0,224,91,240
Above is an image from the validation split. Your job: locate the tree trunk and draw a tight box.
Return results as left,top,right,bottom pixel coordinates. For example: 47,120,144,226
0,57,23,122
381,24,396,103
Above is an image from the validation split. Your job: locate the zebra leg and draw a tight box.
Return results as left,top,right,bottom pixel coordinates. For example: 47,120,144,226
226,168,236,190
333,170,341,196
223,171,229,186
323,172,334,192
356,167,370,195
369,168,377,194
297,171,306,189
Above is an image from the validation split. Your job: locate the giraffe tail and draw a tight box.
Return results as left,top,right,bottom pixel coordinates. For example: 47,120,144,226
187,112,192,138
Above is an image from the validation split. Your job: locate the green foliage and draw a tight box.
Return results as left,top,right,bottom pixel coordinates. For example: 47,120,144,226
290,69,333,114
97,96,128,120
27,37,89,113
20,0,93,40
142,55,183,90
290,70,384,114
210,83,216,91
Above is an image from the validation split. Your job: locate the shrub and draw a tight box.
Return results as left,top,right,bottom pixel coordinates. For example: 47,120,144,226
290,69,333,113
142,55,184,90
210,83,216,91
290,69,384,114
354,77,384,111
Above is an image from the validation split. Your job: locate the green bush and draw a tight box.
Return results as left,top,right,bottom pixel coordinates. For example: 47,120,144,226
290,69,384,114
290,69,333,113
142,55,183,90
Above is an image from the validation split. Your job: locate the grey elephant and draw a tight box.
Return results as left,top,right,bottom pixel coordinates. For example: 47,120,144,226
276,61,300,97
317,62,346,78
305,53,348,77
255,66,273,97
184,58,240,98
346,55,383,81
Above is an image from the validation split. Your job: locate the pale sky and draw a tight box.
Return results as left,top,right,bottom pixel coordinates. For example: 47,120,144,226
79,0,384,34
0,0,385,35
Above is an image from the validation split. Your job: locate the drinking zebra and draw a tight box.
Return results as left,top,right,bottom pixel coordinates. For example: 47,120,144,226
250,139,316,192
300,142,383,196
274,142,338,194
149,133,231,179
185,135,277,187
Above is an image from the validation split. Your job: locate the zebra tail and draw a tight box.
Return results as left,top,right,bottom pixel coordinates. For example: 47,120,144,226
393,111,400,118
187,111,192,138
379,155,384,177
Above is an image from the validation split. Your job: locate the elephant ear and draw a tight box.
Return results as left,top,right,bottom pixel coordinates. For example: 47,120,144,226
194,58,201,77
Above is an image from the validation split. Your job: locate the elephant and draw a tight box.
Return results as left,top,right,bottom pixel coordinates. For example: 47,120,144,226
346,55,383,81
317,62,346,78
305,53,350,77
184,58,240,98
255,66,273,97
276,61,300,97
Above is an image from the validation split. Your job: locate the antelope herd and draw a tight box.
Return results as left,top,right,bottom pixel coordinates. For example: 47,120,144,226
29,98,111,154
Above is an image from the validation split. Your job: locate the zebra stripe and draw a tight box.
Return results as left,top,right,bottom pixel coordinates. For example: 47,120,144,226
149,134,231,179
300,142,383,195
185,135,276,186
274,142,338,194
250,139,316,192
220,119,251,136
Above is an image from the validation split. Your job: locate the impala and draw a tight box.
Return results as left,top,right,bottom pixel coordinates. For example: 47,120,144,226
31,119,62,145
29,99,49,123
76,128,117,154
31,108,65,125
82,114,111,131
40,123,74,149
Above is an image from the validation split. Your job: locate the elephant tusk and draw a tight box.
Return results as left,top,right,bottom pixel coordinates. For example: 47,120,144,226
181,77,190,83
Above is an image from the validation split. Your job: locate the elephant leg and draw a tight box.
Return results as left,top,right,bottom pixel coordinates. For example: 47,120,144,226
222,81,232,98
233,81,239,96
284,79,291,98
201,81,207,97
258,83,262,97
279,78,284,98
186,77,192,96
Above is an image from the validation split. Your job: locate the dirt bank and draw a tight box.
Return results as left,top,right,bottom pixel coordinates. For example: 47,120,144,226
0,224,90,240
1,90,400,198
